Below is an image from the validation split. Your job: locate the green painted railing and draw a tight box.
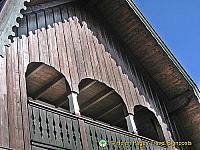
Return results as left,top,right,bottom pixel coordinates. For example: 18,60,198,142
28,101,167,150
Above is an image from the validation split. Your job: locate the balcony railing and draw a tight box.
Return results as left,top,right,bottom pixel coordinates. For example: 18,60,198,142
28,100,167,150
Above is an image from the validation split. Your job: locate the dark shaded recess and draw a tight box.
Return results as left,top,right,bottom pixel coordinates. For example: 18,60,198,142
78,78,128,130
134,105,165,142
26,62,71,110
0,0,6,11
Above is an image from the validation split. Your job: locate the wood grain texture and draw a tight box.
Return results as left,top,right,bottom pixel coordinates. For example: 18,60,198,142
1,2,175,147
0,46,9,147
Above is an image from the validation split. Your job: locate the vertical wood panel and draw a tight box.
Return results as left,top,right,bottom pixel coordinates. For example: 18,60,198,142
53,7,71,85
103,31,120,92
6,40,18,149
85,22,101,81
100,26,118,90
37,11,50,64
0,46,9,147
18,15,31,149
16,38,25,150
45,8,60,71
108,34,126,100
85,9,103,84
80,9,96,80
132,65,146,106
107,41,126,102
19,36,31,150
123,55,139,108
116,48,134,110
68,5,86,80
75,7,94,79
60,5,79,92
114,43,131,108
27,13,40,62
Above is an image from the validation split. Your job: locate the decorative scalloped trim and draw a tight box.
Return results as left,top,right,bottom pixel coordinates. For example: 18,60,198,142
0,0,30,57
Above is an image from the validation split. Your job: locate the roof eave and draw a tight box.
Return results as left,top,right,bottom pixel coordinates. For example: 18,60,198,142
126,0,200,101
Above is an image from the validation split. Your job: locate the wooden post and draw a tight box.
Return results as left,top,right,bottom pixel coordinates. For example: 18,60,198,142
68,91,89,150
68,91,80,115
125,114,138,134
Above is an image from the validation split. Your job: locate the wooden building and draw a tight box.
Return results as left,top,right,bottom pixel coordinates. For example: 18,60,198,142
0,0,200,150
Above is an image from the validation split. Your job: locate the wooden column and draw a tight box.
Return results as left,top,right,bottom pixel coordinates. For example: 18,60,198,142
68,91,89,150
68,91,80,115
125,114,138,134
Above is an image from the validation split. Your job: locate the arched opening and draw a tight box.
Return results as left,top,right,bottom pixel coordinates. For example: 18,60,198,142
134,105,165,141
78,78,128,130
26,62,71,110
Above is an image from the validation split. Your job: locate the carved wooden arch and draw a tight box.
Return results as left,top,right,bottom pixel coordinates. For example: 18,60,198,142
25,62,72,108
25,62,72,91
78,78,129,113
78,78,129,130
133,105,166,141
133,104,173,143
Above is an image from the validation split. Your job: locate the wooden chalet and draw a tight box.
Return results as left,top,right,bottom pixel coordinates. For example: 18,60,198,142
0,0,200,150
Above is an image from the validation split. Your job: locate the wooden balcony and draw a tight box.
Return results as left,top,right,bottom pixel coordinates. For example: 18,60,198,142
29,100,167,150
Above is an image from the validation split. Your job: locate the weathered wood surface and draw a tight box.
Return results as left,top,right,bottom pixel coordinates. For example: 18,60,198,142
0,46,9,148
1,2,175,148
29,102,83,150
28,100,168,150
84,118,167,150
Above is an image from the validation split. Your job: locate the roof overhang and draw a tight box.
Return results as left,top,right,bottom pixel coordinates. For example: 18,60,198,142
83,0,200,101
126,0,200,100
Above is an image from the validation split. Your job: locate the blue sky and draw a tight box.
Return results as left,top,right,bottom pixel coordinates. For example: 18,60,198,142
133,0,200,89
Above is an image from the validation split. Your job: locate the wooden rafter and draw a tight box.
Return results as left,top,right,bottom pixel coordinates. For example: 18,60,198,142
81,89,114,112
79,80,97,93
32,74,64,99
97,103,122,120
26,63,45,80
55,93,69,107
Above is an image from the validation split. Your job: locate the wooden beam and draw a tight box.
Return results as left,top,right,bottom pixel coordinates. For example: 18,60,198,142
26,63,45,80
112,116,124,126
97,103,122,120
55,93,69,108
81,89,114,112
32,74,63,99
79,80,97,93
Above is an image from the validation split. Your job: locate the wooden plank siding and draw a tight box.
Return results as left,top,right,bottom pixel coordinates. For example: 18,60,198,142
1,2,175,148
0,46,9,148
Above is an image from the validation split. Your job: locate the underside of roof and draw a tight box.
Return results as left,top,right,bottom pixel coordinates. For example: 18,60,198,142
0,0,199,102
83,0,200,101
